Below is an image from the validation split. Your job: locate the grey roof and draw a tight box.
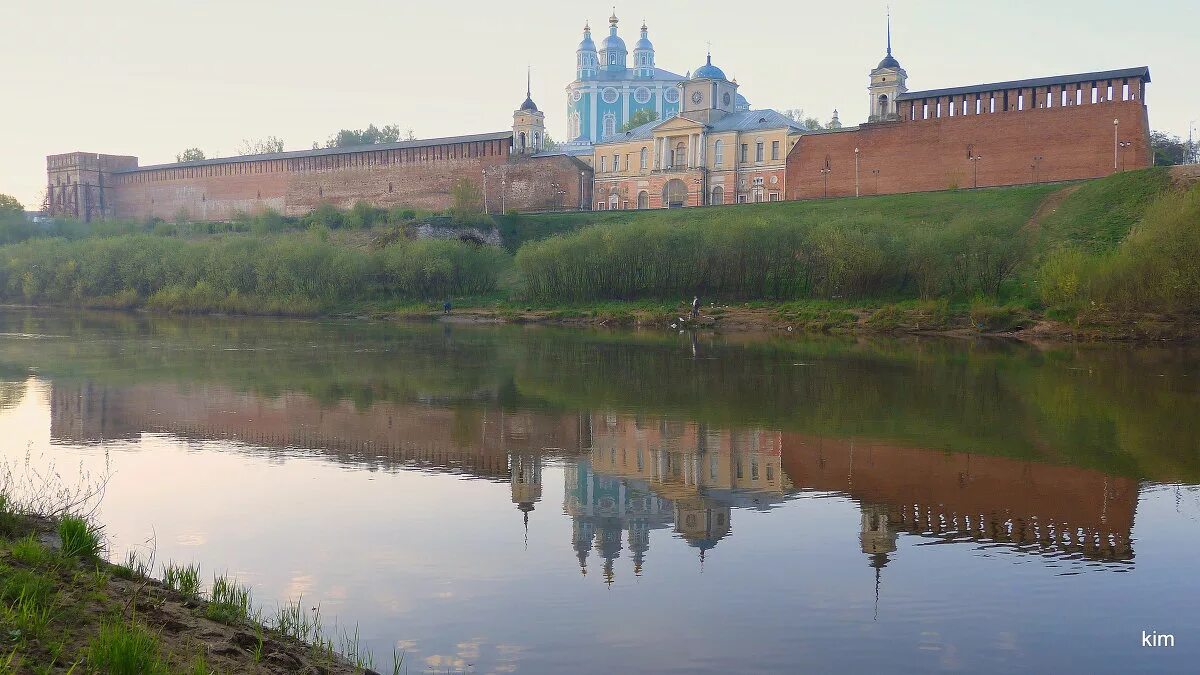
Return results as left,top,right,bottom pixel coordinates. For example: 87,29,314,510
897,66,1150,101
586,67,685,82
118,131,513,173
709,109,805,133
598,108,804,146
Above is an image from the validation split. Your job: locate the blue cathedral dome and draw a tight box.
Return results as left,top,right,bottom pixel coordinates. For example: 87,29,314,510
634,21,653,51
691,54,726,81
578,22,596,52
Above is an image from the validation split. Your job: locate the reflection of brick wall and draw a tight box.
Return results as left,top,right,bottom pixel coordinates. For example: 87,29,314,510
780,434,1138,556
786,99,1150,199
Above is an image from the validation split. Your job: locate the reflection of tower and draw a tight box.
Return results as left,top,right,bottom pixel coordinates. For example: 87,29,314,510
595,520,624,586
628,520,650,575
860,502,899,620
673,497,731,564
572,517,595,575
510,452,543,534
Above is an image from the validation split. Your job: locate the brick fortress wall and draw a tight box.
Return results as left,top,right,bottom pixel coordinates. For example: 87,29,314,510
788,97,1151,200
49,133,593,222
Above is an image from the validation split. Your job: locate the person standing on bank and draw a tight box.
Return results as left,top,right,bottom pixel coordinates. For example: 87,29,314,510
691,295,700,319
444,300,452,315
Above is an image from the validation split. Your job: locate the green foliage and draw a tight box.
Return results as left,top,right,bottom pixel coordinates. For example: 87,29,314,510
515,188,1050,302
86,621,169,675
0,229,508,312
324,123,413,148
161,562,201,597
175,148,206,163
620,108,659,132
206,573,252,625
57,515,101,559
0,195,22,216
1036,167,1172,251
1150,130,1191,166
9,536,52,567
449,177,485,224
1039,183,1200,315
968,299,1033,332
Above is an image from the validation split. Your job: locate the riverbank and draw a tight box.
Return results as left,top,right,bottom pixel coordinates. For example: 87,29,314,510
2,167,1196,341
0,502,378,673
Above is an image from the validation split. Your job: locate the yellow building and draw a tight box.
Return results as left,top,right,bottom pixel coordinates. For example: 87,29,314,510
590,53,804,209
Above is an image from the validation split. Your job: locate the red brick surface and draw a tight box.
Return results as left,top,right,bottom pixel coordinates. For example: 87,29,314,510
786,99,1151,199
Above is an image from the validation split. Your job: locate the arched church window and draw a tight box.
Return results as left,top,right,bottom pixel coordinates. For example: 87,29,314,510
533,132,540,149
640,147,648,169
602,113,616,138
673,142,686,168
714,140,724,167
518,132,526,152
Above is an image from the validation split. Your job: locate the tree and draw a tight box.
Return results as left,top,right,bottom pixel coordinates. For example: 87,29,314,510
781,108,823,131
324,124,415,149
1150,131,1189,166
237,136,286,155
449,177,483,222
541,133,559,151
0,194,22,216
620,108,659,132
176,148,206,162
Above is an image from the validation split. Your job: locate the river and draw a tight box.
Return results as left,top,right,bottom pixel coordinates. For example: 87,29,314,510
0,309,1196,673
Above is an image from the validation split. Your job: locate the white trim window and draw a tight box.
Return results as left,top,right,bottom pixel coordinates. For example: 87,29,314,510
714,139,724,167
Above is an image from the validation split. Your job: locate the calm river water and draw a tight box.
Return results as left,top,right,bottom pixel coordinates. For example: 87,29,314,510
1,309,1197,673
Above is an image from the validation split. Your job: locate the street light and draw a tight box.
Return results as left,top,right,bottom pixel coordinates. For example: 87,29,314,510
820,154,831,198
1032,155,1043,184
969,155,984,189
1113,118,1120,170
580,170,586,210
854,147,860,197
1118,141,1132,171
871,168,880,195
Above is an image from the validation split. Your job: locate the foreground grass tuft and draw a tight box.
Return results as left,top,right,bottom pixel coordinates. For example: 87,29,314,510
57,515,102,559
162,561,201,598
87,621,170,675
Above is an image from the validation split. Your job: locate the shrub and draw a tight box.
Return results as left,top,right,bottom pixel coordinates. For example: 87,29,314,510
58,515,102,558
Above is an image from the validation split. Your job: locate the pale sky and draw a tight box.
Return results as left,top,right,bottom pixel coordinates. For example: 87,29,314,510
2,0,1196,208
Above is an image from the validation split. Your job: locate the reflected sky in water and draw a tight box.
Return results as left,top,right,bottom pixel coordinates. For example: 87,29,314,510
1,309,1198,673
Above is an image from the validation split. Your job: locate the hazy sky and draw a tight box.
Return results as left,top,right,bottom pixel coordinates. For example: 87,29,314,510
2,0,1195,208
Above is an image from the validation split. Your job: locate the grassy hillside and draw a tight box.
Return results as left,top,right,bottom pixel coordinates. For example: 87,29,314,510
0,168,1187,327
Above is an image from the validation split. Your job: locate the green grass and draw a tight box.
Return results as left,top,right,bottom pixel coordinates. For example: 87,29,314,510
57,515,101,559
1036,167,1173,251
206,572,252,625
9,536,53,567
162,562,201,598
86,621,169,675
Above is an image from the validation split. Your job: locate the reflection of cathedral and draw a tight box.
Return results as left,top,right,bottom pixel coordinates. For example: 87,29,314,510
564,457,673,583
47,379,1141,588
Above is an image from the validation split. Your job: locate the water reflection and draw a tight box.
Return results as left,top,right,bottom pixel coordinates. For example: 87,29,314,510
4,310,1198,672
46,377,1140,581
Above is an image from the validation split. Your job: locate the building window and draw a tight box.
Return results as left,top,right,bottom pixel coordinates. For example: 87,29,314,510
755,141,764,162
600,156,608,172
603,113,616,138
714,140,724,167
640,147,648,169
637,190,648,209
613,154,620,172
674,142,686,168
740,143,748,163
769,193,780,201
711,186,724,205
771,141,780,160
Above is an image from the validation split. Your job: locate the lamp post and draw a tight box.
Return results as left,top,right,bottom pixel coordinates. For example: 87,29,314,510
1113,118,1119,170
969,155,983,189
580,170,586,210
1118,141,1132,171
854,147,860,197
871,168,880,195
820,154,831,198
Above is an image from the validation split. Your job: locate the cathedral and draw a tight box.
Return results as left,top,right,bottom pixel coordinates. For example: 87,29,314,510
563,12,750,146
